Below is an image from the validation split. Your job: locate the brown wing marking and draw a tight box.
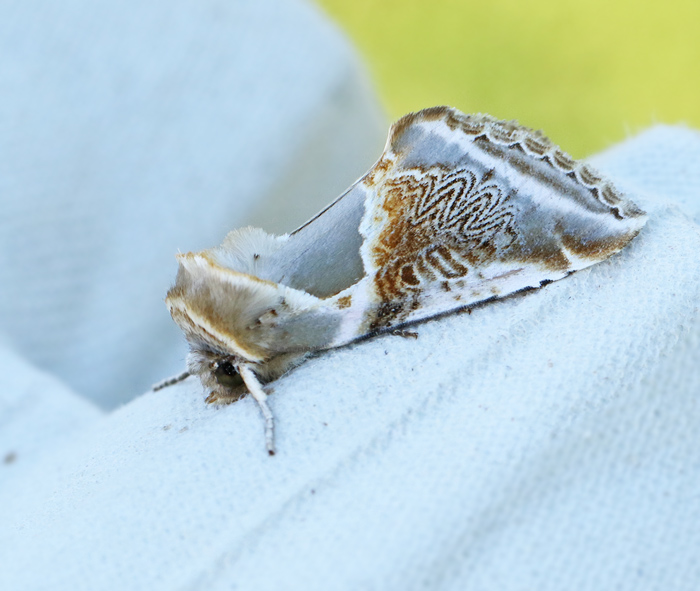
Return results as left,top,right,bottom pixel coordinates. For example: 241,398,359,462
369,165,516,314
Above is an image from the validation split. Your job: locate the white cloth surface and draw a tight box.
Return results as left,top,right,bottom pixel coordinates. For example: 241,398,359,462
0,0,386,408
1,125,699,590
0,340,101,484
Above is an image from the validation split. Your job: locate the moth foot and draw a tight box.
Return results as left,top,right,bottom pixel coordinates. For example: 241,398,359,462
391,329,419,339
205,391,243,405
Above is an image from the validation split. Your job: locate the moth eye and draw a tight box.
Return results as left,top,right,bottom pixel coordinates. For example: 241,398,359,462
214,361,244,388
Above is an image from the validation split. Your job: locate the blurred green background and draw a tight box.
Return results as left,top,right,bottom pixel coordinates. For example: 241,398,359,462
316,0,699,158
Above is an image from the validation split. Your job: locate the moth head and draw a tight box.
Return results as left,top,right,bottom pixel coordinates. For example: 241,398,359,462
212,358,244,389
186,347,248,402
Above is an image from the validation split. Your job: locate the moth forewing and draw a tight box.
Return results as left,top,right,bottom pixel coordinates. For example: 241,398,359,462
165,106,647,454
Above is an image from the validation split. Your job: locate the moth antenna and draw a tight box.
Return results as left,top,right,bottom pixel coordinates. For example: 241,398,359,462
239,364,276,456
152,371,191,391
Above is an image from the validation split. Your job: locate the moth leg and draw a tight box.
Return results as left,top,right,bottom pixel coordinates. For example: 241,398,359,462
152,371,191,391
239,365,276,456
205,390,245,405
391,329,419,339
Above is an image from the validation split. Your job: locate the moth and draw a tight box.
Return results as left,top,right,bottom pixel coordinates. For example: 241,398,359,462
162,106,647,454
